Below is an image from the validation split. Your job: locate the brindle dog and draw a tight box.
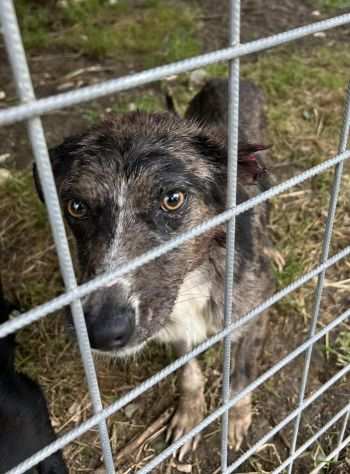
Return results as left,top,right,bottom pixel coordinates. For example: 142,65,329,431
34,79,274,460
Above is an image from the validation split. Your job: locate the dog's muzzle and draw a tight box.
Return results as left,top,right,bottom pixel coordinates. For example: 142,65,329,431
85,301,135,351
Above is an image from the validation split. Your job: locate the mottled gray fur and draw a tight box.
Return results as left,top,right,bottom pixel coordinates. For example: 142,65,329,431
34,79,274,459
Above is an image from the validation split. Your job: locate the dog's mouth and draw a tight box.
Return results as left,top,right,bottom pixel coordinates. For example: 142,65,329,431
65,302,169,358
92,340,147,360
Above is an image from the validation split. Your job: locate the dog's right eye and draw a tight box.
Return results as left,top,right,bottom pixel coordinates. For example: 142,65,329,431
67,199,88,219
160,191,186,212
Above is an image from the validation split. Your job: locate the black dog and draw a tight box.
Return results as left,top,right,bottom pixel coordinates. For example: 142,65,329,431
0,282,67,473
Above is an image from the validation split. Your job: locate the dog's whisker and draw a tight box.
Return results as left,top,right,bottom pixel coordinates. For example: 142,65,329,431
175,296,211,305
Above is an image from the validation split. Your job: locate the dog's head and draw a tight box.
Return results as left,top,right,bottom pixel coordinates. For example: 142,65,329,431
34,112,264,356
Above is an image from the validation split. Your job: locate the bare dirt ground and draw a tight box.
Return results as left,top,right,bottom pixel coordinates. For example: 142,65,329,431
0,1,350,473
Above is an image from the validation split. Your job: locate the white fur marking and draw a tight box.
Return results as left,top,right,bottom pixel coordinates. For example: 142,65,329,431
104,179,133,290
157,266,211,346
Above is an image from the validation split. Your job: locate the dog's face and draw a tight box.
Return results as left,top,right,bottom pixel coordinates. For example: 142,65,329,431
34,112,259,356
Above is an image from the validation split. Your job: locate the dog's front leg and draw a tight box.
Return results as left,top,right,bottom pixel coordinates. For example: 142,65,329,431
166,340,206,461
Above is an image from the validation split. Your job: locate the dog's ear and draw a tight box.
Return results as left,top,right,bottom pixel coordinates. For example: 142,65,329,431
191,132,269,185
33,136,81,203
237,143,270,185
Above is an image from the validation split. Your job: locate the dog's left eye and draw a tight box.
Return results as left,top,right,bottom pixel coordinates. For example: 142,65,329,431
160,191,186,212
67,199,88,219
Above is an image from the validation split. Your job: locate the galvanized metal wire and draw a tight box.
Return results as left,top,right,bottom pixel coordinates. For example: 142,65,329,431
273,402,350,474
0,13,350,127
220,0,241,469
309,432,350,474
0,0,350,473
225,363,350,474
288,80,350,474
336,408,350,462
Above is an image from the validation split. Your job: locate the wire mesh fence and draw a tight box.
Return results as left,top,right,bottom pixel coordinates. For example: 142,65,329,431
0,0,349,473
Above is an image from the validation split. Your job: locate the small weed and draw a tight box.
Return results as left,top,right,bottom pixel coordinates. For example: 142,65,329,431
108,91,165,114
2,173,47,229
205,62,229,79
15,1,52,49
82,108,102,125
333,330,350,366
129,93,164,113
274,255,304,289
0,173,61,308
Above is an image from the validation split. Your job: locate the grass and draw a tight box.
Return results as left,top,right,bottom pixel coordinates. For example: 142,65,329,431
16,0,201,66
315,0,350,11
0,173,62,308
326,326,350,367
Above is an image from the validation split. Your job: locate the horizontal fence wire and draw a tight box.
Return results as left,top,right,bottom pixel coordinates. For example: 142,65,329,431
1,2,350,473
6,293,350,474
225,364,350,473
139,314,350,474
309,433,350,474
0,149,349,340
0,13,349,126
335,407,350,462
272,402,350,474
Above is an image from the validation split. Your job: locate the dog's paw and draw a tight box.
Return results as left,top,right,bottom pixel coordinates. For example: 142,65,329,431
166,391,206,462
228,399,252,451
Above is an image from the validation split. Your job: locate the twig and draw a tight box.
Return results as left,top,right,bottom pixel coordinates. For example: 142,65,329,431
95,406,174,472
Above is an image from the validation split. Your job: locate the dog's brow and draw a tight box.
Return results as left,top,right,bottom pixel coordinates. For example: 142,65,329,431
125,154,187,179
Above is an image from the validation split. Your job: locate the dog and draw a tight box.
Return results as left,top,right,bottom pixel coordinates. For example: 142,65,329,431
34,78,274,461
0,281,68,473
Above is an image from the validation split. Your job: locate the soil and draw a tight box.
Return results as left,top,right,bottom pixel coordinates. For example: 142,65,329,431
0,1,349,473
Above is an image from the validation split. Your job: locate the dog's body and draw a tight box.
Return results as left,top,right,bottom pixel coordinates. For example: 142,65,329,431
34,79,274,459
0,283,67,473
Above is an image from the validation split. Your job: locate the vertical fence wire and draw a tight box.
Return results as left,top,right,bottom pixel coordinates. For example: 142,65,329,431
220,0,241,470
0,2,115,472
333,84,350,462
287,81,350,474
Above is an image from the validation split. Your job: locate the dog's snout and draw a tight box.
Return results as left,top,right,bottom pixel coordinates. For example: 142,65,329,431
87,304,135,351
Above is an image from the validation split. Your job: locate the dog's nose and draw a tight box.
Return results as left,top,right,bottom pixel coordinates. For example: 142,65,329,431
88,305,135,351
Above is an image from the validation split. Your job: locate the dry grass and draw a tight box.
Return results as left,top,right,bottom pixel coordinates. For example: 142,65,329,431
1,42,350,472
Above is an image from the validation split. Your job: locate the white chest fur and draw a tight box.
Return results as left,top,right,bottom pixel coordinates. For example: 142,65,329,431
157,266,213,347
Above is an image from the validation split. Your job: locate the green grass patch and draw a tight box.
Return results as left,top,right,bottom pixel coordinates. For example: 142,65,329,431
16,0,201,66
274,255,304,289
243,47,348,101
240,46,349,185
2,173,47,230
0,173,62,308
111,91,165,113
80,91,165,125
314,0,350,12
333,330,350,366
